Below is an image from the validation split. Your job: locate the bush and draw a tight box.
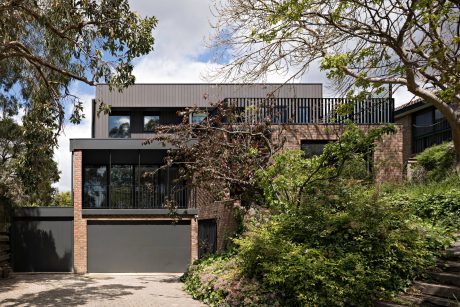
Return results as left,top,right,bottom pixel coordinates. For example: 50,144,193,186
383,176,460,230
412,142,456,182
234,158,450,306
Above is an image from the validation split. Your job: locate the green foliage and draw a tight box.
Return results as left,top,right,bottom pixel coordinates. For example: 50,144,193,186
182,253,281,306
182,125,456,306
235,186,449,306
383,175,460,230
412,142,456,182
53,192,71,207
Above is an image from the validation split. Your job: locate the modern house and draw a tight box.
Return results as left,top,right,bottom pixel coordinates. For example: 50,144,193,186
69,83,403,274
395,98,452,169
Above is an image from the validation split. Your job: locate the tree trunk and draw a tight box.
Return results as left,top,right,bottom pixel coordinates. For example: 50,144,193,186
451,126,460,173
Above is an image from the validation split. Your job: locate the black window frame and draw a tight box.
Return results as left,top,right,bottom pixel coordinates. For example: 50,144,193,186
108,111,131,138
143,112,161,133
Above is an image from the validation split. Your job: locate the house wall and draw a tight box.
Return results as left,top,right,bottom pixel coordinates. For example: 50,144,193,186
94,83,323,138
279,124,404,182
196,188,239,251
395,114,412,174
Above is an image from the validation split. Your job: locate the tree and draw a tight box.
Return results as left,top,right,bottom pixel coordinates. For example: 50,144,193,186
53,191,71,207
0,0,157,205
148,101,285,205
1,0,157,136
210,0,460,168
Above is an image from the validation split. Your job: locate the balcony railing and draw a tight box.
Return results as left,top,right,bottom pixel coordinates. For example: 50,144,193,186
83,184,194,209
224,97,394,124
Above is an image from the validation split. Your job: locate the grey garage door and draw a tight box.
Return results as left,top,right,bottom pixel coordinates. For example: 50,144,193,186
87,220,191,273
11,208,73,272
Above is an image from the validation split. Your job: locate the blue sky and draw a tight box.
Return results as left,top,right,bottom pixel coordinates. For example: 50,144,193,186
54,0,414,192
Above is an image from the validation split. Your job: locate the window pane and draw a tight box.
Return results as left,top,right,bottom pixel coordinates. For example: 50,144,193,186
144,115,160,132
110,165,133,208
83,166,107,208
191,113,207,124
413,110,433,137
109,115,130,138
301,140,328,158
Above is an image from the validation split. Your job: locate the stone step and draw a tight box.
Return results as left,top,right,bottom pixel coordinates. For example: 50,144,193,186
444,247,460,261
373,301,407,307
438,261,460,273
430,272,460,287
398,293,460,307
414,281,460,300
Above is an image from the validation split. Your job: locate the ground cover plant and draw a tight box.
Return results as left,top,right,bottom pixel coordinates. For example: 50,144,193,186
182,125,458,306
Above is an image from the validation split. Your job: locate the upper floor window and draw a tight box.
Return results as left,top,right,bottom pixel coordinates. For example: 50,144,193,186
109,114,130,138
191,112,207,124
144,114,160,132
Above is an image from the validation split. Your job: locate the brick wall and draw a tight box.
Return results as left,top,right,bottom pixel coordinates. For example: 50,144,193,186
278,124,403,182
395,115,413,173
196,188,239,251
73,150,87,274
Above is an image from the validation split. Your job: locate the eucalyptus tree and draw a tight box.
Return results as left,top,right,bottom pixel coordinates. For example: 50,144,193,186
210,0,460,167
0,0,157,204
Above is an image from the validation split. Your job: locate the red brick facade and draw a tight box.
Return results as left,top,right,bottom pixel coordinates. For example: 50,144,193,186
395,115,413,173
279,124,403,182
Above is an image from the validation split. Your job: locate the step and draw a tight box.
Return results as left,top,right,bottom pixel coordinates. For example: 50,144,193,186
373,301,407,307
430,272,460,287
445,247,460,260
438,261,460,273
414,281,460,300
398,293,460,307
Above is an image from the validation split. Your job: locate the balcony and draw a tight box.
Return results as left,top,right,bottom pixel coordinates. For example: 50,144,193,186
224,97,394,124
83,184,194,209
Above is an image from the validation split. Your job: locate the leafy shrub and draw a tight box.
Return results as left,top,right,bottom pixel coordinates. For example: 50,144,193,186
182,253,281,306
383,176,460,230
412,142,456,182
233,151,450,306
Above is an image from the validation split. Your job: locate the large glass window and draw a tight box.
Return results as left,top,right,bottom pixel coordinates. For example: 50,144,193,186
109,115,130,138
110,165,133,208
144,115,160,132
83,166,107,208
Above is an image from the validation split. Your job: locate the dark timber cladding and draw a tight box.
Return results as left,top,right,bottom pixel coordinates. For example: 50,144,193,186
11,207,73,272
87,220,191,273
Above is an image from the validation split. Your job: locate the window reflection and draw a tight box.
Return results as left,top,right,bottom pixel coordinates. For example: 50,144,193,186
83,166,107,208
109,115,130,138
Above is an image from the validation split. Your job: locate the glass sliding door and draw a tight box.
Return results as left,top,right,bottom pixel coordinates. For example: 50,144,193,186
110,165,134,208
135,166,163,208
83,166,107,208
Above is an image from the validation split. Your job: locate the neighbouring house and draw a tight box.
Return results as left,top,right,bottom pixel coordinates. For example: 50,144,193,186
395,98,452,172
67,83,402,274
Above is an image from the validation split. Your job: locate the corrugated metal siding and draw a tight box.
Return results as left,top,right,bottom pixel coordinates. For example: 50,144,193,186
95,84,322,138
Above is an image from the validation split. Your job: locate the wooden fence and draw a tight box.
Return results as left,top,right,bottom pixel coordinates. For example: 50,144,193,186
0,231,11,278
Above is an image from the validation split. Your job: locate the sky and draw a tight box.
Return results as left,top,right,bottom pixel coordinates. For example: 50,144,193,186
53,0,415,192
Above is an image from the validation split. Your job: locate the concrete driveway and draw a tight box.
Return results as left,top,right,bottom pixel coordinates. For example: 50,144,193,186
0,273,205,307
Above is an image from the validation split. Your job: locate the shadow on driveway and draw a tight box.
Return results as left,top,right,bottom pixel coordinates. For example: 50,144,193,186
0,274,204,307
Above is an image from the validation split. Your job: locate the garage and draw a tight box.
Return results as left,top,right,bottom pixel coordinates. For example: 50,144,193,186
87,220,191,273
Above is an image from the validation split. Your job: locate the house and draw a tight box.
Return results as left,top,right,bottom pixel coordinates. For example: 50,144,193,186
395,98,452,170
69,83,403,274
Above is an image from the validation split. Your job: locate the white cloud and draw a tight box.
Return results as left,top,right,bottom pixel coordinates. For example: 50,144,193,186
53,91,93,192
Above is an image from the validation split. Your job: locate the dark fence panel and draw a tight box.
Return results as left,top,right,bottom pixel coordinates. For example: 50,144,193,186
11,207,73,272
225,97,394,124
0,231,10,277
